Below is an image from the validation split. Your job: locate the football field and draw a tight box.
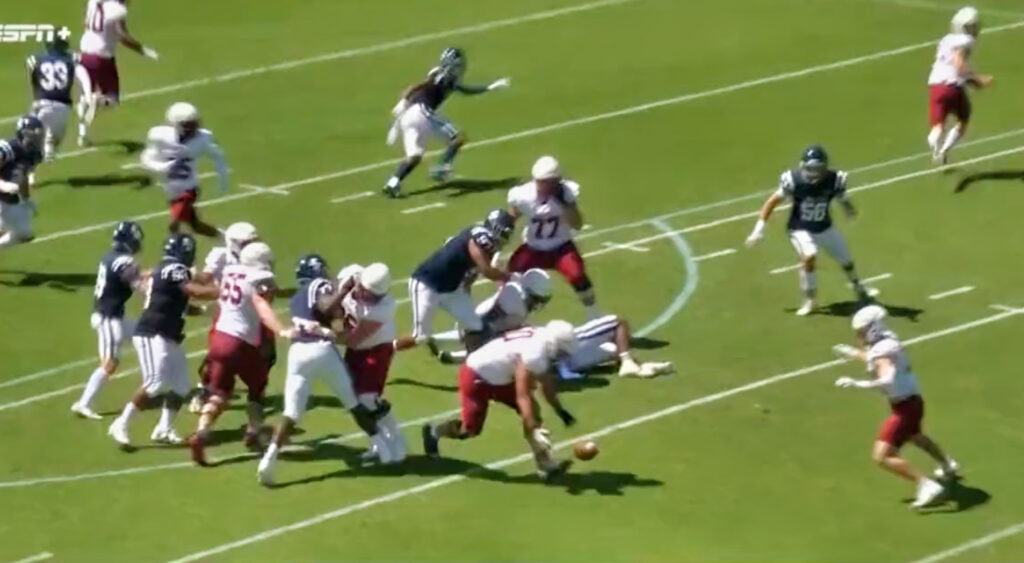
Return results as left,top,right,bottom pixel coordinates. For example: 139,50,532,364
3,0,1024,561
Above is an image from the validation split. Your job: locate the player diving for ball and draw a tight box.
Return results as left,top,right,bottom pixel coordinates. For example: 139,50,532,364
556,315,674,380
0,116,44,249
381,47,510,198
832,305,960,509
745,145,871,316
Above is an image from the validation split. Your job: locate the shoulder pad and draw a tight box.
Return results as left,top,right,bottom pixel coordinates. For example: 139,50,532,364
835,170,848,190
111,254,136,273
470,226,497,251
0,140,14,162
868,338,901,361
163,262,191,283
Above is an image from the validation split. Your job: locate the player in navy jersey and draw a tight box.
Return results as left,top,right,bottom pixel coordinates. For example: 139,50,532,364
0,116,44,249
746,145,871,316
381,47,510,198
71,221,146,419
26,37,80,162
107,234,220,448
395,208,514,353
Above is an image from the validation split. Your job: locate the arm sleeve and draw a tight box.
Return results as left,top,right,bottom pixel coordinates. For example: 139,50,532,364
203,133,230,190
140,131,173,174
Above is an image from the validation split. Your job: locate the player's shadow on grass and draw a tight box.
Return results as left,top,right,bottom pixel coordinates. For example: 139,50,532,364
0,270,95,292
630,336,669,350
953,169,1024,193
406,176,520,199
557,373,612,394
63,172,153,190
498,470,664,496
813,300,924,322
92,138,146,155
388,377,459,393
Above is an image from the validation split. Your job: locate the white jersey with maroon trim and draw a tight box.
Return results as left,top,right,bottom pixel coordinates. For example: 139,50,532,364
202,246,239,282
214,264,275,346
928,33,975,86
507,179,581,251
866,334,919,401
476,282,529,335
466,327,551,386
80,0,128,58
140,126,224,200
341,291,396,350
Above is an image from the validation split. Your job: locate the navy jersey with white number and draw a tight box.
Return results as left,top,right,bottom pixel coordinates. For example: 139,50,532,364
27,50,77,105
0,138,42,204
135,259,192,342
408,66,461,112
289,277,335,343
93,250,138,318
413,226,498,293
778,169,848,233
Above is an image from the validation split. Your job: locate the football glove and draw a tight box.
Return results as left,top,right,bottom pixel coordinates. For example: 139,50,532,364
832,344,861,360
488,77,511,91
834,376,857,389
745,220,766,247
142,46,160,61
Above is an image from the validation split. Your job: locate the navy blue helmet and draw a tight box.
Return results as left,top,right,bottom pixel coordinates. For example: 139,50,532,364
799,144,829,181
16,115,44,148
112,221,144,254
295,254,329,281
163,233,197,266
484,208,515,244
440,47,466,70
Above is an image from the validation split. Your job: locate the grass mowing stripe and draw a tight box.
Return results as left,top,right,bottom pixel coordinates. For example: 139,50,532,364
161,308,1023,563
0,0,635,127
908,521,1024,563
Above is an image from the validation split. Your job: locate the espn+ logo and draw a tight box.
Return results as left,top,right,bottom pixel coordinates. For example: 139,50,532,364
0,25,72,43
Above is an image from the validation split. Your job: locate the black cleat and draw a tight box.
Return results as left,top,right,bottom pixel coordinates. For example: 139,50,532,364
381,185,401,199
438,350,456,365
422,424,440,458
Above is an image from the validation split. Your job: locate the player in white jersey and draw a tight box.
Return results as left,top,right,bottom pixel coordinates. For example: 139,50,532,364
926,7,992,164
422,321,578,479
833,305,960,509
140,102,229,239
77,0,159,147
426,268,552,364
188,243,296,466
508,156,600,320
556,315,674,380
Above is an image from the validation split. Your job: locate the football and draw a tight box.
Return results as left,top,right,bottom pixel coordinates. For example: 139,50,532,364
573,440,599,461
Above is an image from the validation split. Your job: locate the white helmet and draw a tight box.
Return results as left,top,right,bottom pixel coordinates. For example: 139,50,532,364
520,268,551,301
166,102,200,126
337,263,363,286
240,241,274,271
224,222,258,255
360,262,391,296
851,304,887,331
951,6,980,33
531,156,561,181
544,320,578,358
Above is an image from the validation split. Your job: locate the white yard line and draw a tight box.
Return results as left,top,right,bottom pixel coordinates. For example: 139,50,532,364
30,27,1024,245
0,0,635,126
330,191,375,204
862,272,893,284
869,0,1024,20
928,285,975,300
120,162,143,170
239,183,289,196
401,202,447,215
599,241,650,253
6,553,53,563
694,248,737,262
770,263,802,275
908,521,1024,563
162,308,1024,563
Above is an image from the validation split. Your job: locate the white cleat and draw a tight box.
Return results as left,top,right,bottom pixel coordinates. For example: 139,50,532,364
934,459,962,481
77,135,91,148
71,402,103,420
639,361,674,378
617,359,643,378
912,478,945,509
151,427,184,445
933,150,948,166
108,419,131,447
257,455,276,486
796,300,815,316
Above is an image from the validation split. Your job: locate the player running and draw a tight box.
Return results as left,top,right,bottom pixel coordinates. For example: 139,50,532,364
258,255,392,486
0,116,44,249
396,208,514,353
556,315,674,380
77,0,159,146
190,243,296,466
107,234,220,448
426,268,552,364
26,36,80,163
422,321,578,479
508,156,601,320
833,305,960,509
927,7,992,165
381,47,510,197
71,221,146,420
140,102,229,238
745,145,870,316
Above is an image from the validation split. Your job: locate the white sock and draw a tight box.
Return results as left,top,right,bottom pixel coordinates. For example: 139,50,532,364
120,401,138,422
78,367,108,408
619,351,636,365
927,126,944,151
386,176,400,189
939,124,962,155
157,404,177,431
264,442,280,459
381,413,407,459
799,270,817,298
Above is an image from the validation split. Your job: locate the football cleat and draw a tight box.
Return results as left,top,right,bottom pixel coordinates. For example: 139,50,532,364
108,419,131,447
617,358,642,378
796,300,815,316
71,402,103,420
429,163,453,182
639,361,674,378
422,424,440,458
151,427,184,445
188,394,204,414
189,433,210,466
257,454,276,487
381,184,401,199
911,478,945,509
934,459,962,481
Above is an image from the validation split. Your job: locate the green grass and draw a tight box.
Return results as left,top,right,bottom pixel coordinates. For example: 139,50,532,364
2,0,1024,561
